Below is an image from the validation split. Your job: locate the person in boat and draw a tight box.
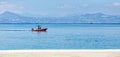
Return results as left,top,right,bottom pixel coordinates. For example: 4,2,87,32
38,25,41,29
32,28,34,30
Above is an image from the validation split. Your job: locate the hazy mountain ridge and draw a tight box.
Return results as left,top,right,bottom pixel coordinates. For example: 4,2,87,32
0,11,120,23
0,11,40,23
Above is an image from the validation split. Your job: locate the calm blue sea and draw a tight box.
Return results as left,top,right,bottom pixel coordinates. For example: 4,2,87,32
0,23,120,50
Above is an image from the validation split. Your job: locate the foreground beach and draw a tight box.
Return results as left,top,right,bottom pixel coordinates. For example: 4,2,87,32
0,51,120,57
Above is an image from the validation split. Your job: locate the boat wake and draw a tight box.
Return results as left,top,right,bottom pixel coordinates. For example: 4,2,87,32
0,30,30,31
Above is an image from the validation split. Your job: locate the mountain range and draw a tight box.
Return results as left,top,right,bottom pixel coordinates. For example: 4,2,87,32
0,11,120,23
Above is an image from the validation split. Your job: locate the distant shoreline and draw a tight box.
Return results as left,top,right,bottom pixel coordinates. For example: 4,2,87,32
0,23,120,24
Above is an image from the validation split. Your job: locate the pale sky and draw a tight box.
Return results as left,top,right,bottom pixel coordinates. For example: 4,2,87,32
0,0,120,17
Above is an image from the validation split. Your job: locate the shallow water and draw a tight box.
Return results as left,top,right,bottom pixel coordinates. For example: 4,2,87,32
0,23,120,50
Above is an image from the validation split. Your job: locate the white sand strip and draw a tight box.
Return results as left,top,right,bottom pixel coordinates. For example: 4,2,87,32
0,51,120,57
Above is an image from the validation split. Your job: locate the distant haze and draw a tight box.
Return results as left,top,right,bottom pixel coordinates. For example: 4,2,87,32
0,0,120,17
0,11,120,23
